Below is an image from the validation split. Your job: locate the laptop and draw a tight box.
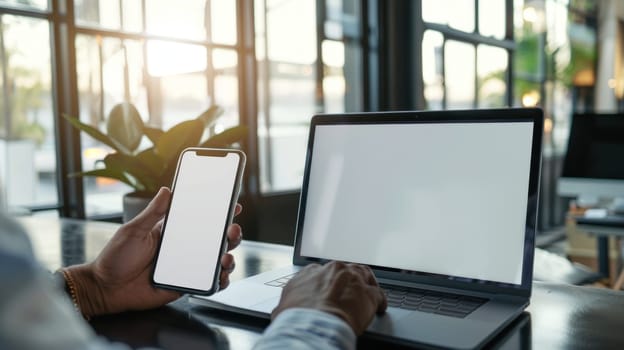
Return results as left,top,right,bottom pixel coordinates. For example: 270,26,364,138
191,108,543,349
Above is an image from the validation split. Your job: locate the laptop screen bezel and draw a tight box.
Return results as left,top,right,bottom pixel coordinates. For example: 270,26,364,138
292,108,543,298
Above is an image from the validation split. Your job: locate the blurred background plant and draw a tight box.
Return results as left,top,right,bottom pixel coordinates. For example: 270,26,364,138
64,102,247,197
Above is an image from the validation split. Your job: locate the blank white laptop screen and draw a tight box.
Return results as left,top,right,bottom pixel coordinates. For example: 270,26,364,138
300,122,534,285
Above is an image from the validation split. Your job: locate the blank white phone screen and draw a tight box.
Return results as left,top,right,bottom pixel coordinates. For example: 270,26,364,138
153,151,240,292
300,122,534,285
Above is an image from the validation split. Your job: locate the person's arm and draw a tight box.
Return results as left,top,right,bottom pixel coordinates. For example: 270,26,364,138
0,212,129,350
62,187,242,318
254,308,356,350
254,262,387,350
0,187,242,349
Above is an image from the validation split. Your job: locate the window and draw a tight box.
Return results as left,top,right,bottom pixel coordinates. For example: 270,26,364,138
477,45,508,108
0,0,597,238
0,0,47,10
0,0,366,228
423,0,475,33
256,0,317,193
513,0,597,229
513,0,597,151
421,0,513,110
256,0,365,193
73,0,241,216
0,10,56,213
445,40,476,109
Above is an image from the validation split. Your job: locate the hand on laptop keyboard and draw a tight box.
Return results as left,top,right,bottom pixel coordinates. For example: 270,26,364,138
271,261,388,335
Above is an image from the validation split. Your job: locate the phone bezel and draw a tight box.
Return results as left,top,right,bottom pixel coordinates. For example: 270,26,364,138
150,147,246,295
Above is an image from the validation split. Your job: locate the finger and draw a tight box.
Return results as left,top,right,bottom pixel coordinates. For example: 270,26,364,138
368,285,388,314
299,263,322,275
148,219,166,250
320,261,346,285
234,203,243,216
219,254,235,290
291,263,321,283
220,276,230,290
325,260,346,273
349,264,378,286
150,219,165,238
154,218,164,231
305,263,322,271
226,224,242,251
220,253,235,273
127,187,171,232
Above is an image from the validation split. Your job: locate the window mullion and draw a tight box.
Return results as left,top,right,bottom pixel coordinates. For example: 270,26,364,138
315,0,325,113
51,0,85,218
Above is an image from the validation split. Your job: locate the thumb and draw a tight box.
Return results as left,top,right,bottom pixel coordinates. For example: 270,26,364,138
127,187,171,231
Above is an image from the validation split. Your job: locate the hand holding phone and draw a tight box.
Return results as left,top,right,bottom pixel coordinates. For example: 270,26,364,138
152,148,246,295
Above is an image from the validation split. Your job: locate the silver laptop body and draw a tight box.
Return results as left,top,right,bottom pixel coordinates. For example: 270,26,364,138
192,108,543,349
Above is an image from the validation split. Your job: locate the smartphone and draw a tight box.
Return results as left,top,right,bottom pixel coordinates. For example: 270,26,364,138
152,147,246,295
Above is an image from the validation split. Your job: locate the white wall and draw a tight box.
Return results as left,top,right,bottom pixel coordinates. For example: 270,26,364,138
595,0,618,111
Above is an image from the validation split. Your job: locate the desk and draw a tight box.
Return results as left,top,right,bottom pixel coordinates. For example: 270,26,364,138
575,215,624,278
18,216,624,349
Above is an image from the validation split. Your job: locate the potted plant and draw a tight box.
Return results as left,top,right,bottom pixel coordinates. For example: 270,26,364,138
65,102,247,222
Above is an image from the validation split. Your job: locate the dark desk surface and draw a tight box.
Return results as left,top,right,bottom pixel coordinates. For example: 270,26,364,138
576,214,624,229
18,216,624,349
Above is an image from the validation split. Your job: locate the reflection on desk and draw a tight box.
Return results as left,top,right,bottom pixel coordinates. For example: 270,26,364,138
17,216,624,349
533,247,601,285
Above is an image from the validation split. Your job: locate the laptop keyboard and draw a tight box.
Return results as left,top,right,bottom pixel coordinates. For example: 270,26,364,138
381,284,487,318
264,274,486,319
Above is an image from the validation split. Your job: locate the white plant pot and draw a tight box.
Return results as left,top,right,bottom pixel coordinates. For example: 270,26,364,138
122,192,152,223
0,139,36,208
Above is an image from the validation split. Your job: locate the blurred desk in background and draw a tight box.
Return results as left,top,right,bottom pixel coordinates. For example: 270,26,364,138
17,216,624,349
575,214,624,279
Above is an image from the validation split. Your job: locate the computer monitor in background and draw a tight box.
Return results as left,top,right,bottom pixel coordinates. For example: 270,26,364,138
558,113,624,208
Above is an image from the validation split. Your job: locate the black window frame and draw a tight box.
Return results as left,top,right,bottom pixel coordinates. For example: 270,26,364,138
0,0,597,242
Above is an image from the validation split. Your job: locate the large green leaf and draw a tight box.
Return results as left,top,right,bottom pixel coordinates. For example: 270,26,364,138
69,168,137,189
195,105,224,128
199,126,248,148
158,164,178,190
104,153,158,192
158,125,247,188
107,102,144,154
63,114,122,153
155,119,204,165
136,148,164,176
143,126,164,145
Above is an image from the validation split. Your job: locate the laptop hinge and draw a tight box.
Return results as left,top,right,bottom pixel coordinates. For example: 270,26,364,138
378,278,529,302
492,294,529,304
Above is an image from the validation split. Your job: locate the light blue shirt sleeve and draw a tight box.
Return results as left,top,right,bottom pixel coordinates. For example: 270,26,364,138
253,308,356,350
0,211,130,350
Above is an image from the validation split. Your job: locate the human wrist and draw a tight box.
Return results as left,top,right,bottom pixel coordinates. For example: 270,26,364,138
314,306,358,332
266,308,357,349
275,303,355,333
62,263,105,318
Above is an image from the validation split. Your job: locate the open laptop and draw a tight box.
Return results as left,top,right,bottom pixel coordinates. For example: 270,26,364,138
191,108,543,349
